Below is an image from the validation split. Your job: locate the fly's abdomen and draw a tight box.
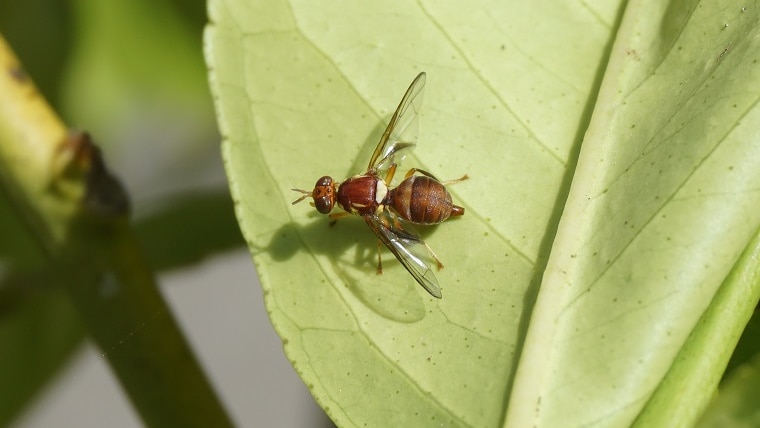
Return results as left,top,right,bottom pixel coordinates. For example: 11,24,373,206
390,176,454,224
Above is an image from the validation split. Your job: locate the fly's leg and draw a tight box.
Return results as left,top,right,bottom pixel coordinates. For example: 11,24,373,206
442,174,469,186
373,209,397,275
402,167,432,180
328,211,350,226
403,168,468,185
384,163,398,184
373,211,394,275
329,212,351,219
375,240,383,275
425,241,445,270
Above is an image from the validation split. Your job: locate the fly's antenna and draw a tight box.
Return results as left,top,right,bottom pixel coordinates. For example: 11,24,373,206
291,188,312,205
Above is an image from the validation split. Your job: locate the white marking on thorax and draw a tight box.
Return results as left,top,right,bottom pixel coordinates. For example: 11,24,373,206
375,180,388,204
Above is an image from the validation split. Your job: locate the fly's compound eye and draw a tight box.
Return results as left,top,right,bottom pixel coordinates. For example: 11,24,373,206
313,176,335,214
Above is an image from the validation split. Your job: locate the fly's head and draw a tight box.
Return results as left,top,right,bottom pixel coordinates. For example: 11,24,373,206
291,175,336,214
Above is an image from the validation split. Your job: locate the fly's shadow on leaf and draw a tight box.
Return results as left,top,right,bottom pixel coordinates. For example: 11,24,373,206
265,218,427,323
271,118,390,263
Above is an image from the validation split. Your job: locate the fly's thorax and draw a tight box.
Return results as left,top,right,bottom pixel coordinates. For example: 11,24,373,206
336,174,382,216
389,175,453,224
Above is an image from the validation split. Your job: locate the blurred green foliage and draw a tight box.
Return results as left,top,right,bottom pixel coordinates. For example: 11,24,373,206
0,0,243,425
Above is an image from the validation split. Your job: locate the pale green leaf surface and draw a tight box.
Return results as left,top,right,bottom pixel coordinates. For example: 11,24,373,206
206,0,760,427
642,217,760,427
509,2,760,427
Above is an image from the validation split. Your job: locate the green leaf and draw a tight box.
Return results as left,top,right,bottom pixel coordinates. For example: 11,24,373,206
206,0,760,426
698,346,760,427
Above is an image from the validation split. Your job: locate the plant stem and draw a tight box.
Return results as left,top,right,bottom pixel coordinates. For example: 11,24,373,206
0,33,232,427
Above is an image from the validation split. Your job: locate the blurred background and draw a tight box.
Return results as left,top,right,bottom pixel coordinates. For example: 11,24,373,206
0,0,332,426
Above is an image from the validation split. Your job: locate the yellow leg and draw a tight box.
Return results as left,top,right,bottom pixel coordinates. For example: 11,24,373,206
424,241,445,270
384,163,398,184
376,240,383,275
328,211,350,227
328,211,351,220
442,174,469,186
403,168,469,185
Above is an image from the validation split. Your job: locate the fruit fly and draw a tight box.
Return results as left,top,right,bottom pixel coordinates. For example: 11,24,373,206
291,72,466,298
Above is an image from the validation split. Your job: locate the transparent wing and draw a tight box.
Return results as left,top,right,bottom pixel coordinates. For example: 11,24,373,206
367,72,427,175
364,210,442,298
